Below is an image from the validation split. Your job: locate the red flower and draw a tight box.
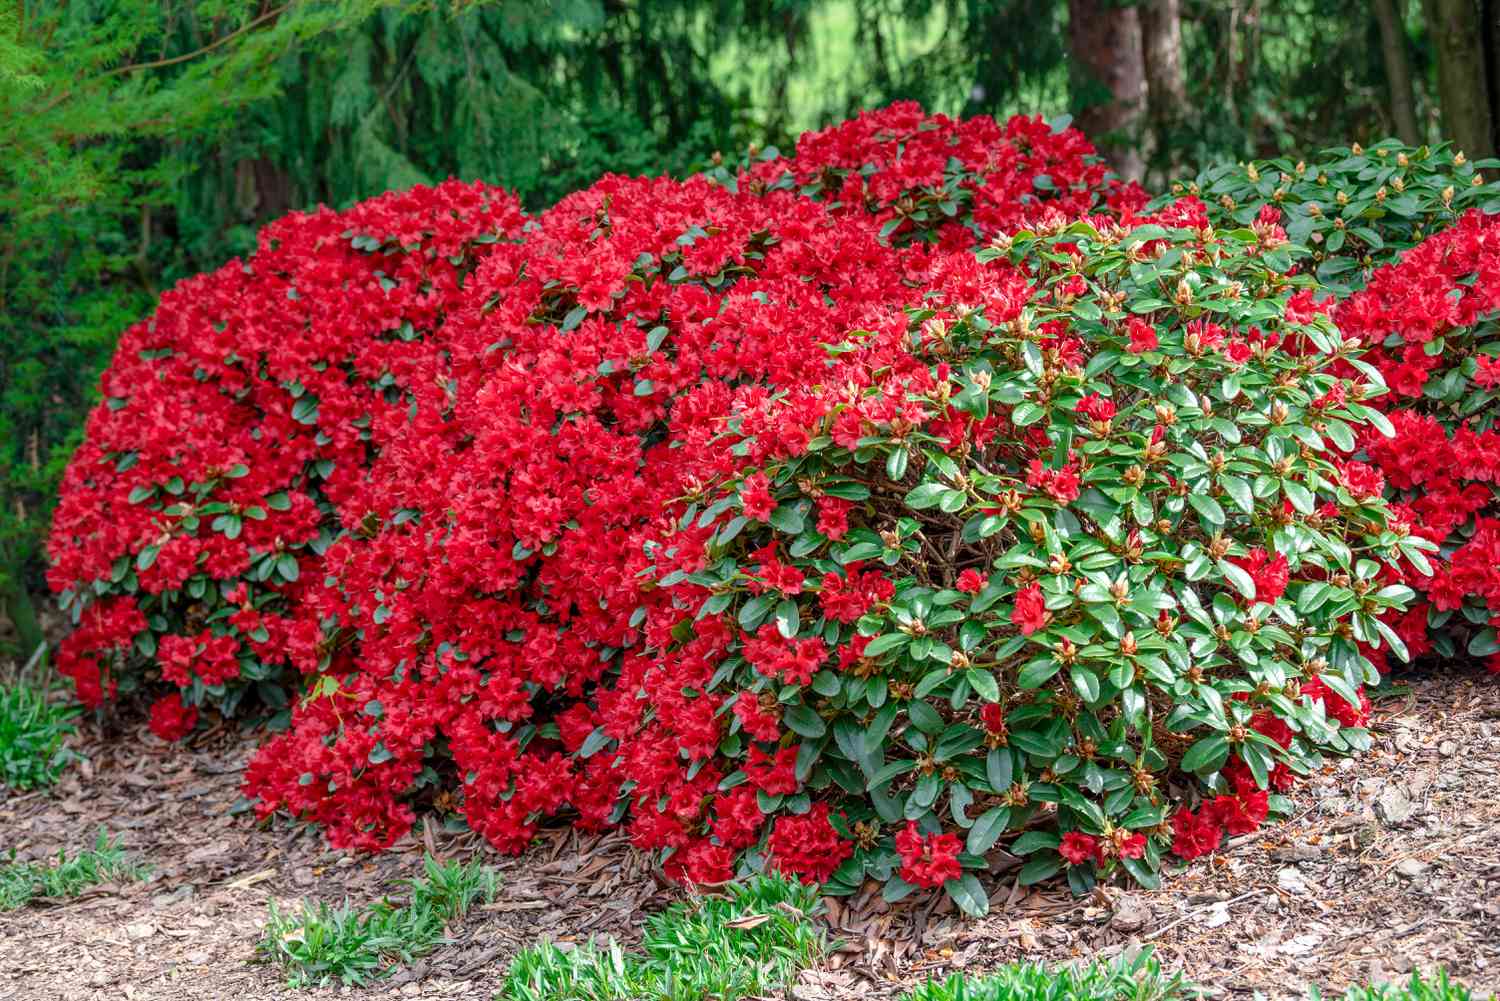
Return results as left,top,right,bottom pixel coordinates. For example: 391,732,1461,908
1231,548,1289,603
894,821,963,888
1126,317,1158,353
1170,808,1223,860
1059,831,1102,866
955,569,987,594
1074,393,1116,423
148,695,199,742
768,803,853,883
740,472,776,522
1115,831,1147,860
1010,583,1048,635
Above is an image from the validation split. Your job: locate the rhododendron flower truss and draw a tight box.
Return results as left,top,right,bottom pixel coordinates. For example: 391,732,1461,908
633,220,1422,911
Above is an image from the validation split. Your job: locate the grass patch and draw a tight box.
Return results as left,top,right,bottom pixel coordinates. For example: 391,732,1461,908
0,831,146,909
900,950,1194,1001
500,873,828,1001
257,854,498,987
1316,971,1496,1001
0,679,79,790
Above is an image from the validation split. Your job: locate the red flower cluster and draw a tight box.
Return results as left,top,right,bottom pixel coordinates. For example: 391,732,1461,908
1334,209,1500,671
895,822,964,888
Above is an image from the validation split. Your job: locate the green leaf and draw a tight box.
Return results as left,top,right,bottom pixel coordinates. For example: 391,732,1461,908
1018,857,1062,885
1069,665,1100,704
967,668,1000,703
945,873,990,917
1187,493,1225,525
774,598,800,638
965,807,1011,855
1181,734,1230,774
1017,658,1059,688
784,705,827,738
862,633,909,658
1217,559,1257,600
905,483,949,510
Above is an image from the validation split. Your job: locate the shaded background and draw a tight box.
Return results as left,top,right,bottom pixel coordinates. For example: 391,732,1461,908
3,0,1497,655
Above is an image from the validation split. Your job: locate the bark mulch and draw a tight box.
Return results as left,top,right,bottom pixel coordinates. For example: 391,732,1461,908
1,665,1496,1000
797,664,1500,1001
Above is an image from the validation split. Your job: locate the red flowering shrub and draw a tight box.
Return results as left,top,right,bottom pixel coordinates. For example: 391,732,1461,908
1335,211,1500,671
46,180,528,730
618,218,1419,910
48,105,1431,908
755,101,1150,249
1185,143,1500,674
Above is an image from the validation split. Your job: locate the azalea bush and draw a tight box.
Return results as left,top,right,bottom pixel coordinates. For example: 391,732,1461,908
45,180,527,733
622,218,1421,908
1183,144,1500,673
42,103,1493,908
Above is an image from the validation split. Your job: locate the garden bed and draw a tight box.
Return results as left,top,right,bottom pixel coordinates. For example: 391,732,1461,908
1,665,1494,1000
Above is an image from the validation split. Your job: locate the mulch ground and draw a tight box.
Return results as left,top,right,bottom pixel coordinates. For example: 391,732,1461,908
1,664,1497,1001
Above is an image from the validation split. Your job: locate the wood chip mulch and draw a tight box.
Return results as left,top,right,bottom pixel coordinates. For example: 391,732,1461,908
795,663,1500,1001
0,664,1496,1000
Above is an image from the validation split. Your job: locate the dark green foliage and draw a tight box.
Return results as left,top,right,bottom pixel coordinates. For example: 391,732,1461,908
0,831,146,910
256,854,498,988
0,674,79,790
900,951,1194,1001
501,873,828,1001
1316,972,1497,1001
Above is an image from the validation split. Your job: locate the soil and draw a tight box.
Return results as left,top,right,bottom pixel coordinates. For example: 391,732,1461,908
1,664,1497,1001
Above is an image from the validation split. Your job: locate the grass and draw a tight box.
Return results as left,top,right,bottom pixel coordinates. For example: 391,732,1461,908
1317,971,1497,1001
0,678,80,790
257,853,499,987
899,960,1496,1001
0,831,146,909
500,872,828,1001
900,950,1195,1001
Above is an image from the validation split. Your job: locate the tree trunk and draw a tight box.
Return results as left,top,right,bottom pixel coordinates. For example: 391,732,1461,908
1067,0,1147,181
1140,0,1187,176
1423,0,1495,157
1375,0,1421,144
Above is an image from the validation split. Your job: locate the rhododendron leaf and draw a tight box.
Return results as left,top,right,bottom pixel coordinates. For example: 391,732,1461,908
738,595,773,632
966,807,1011,855
985,749,1014,795
885,448,909,482
907,700,944,735
1120,856,1161,890
904,483,948,510
1220,476,1253,515
1282,479,1315,514
1017,657,1059,689
913,668,949,701
1181,735,1229,774
967,669,1000,704
1467,628,1500,657
1217,560,1257,600
784,705,825,739
865,760,913,792
1070,666,1100,704
946,873,990,917
860,633,908,658
768,504,806,535
1018,857,1062,886
773,599,799,639
1186,494,1225,526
